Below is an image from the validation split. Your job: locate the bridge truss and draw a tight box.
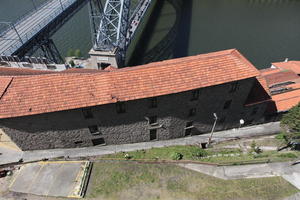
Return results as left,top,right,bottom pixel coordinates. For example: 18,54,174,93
89,0,152,67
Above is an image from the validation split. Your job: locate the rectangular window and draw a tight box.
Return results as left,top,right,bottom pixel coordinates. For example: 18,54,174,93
74,141,83,144
229,82,239,93
150,129,157,141
116,102,126,113
149,116,158,125
91,138,105,146
82,108,94,119
223,100,232,109
189,108,196,116
149,97,158,108
191,89,200,101
184,121,194,136
88,125,101,135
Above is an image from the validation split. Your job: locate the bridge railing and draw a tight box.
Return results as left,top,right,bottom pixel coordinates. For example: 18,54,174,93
0,0,76,55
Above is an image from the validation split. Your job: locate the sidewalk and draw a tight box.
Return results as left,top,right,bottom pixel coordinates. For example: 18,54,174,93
178,161,300,190
0,122,280,165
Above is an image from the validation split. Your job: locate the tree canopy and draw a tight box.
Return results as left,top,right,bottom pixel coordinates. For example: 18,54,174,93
281,103,300,133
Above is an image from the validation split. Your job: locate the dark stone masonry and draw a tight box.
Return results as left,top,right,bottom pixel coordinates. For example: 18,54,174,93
0,78,268,150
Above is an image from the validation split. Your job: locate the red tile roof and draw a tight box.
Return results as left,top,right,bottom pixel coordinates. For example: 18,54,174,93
263,70,299,86
259,67,281,76
0,49,260,119
272,90,300,112
0,67,56,76
0,77,13,97
272,61,300,74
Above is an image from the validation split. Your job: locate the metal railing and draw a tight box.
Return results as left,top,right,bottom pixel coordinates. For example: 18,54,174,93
0,0,77,55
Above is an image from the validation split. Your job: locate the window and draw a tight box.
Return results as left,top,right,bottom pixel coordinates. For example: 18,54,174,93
74,141,83,144
149,97,158,108
191,89,200,101
91,138,105,146
223,100,232,109
82,108,94,119
150,129,157,140
189,108,196,116
88,125,101,135
116,102,126,113
229,82,239,93
149,116,157,125
184,121,194,136
97,62,110,70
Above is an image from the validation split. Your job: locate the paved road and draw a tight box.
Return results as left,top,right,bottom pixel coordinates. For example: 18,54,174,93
179,161,300,190
0,122,280,165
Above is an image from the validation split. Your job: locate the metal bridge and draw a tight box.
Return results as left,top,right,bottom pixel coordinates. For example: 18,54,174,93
0,0,152,66
0,0,86,63
89,0,152,67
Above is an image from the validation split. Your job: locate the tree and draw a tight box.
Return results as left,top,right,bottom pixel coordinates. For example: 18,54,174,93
67,48,75,57
69,60,75,67
280,103,300,142
74,49,82,58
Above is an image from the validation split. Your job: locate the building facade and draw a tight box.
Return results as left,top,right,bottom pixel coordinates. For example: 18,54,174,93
0,49,271,150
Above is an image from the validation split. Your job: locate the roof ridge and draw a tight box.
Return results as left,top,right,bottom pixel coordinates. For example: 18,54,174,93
0,77,13,100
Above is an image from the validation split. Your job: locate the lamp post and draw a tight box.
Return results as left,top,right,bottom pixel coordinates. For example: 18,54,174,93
207,113,218,146
239,119,245,129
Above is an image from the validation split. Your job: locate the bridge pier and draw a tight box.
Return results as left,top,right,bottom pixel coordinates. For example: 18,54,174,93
89,48,123,69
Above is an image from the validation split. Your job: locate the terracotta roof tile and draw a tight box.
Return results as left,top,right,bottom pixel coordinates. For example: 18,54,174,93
272,61,300,74
0,67,56,76
0,77,13,97
264,70,299,86
0,49,260,119
259,68,281,76
272,89,300,112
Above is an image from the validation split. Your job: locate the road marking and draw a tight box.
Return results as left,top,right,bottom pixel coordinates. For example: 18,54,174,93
26,164,44,193
46,164,64,196
9,166,24,188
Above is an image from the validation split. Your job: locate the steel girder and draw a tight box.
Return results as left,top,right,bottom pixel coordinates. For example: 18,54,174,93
93,0,130,55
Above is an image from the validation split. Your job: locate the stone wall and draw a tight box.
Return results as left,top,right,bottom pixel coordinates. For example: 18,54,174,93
0,78,269,150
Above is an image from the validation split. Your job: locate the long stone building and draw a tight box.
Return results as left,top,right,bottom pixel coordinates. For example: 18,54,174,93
0,49,272,150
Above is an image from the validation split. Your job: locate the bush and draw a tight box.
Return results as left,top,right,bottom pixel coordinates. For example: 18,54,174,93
67,48,75,57
124,153,132,159
281,103,300,142
277,153,297,158
250,140,262,154
69,60,75,67
275,132,286,140
191,148,208,158
170,152,183,160
74,49,82,58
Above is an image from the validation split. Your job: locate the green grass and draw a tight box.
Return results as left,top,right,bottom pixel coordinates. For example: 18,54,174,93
99,145,300,165
101,145,240,161
87,162,299,200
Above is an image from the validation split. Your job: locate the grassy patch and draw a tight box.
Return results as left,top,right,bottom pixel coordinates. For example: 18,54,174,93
99,144,300,164
87,162,298,200
101,145,240,161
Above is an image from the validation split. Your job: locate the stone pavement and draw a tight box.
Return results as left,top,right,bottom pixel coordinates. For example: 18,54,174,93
178,161,300,190
9,161,90,198
0,122,280,165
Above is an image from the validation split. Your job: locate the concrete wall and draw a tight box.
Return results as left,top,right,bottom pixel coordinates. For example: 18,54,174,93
0,78,268,150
